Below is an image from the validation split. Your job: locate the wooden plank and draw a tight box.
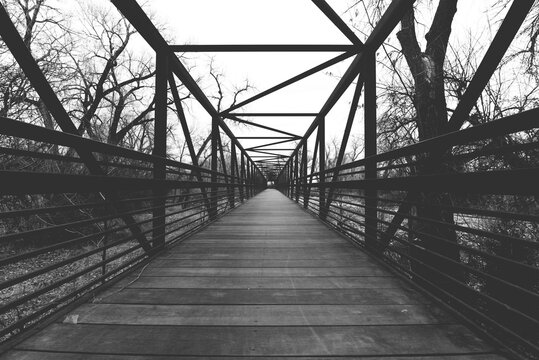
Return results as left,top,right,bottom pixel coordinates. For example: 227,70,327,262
140,267,390,277
177,242,355,248
70,303,453,326
150,259,376,267
94,288,430,305
160,251,371,260
116,276,402,289
1,350,509,359
14,324,495,356
0,189,506,359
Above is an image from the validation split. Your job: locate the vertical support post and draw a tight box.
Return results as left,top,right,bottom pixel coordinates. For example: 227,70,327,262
286,161,292,198
246,159,250,199
302,142,308,208
240,153,246,202
318,117,326,218
246,161,250,198
152,50,168,249
251,163,255,196
305,133,319,208
230,143,237,208
364,53,378,250
210,116,219,219
294,153,299,203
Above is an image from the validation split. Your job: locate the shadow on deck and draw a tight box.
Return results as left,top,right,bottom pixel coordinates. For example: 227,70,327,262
1,189,507,359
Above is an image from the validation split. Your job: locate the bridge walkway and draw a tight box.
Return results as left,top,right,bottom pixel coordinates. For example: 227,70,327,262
2,189,506,359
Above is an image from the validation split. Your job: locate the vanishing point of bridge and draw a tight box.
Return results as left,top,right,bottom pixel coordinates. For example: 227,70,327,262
1,0,538,359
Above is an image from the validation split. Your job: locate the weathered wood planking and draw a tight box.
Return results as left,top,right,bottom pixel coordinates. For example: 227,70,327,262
2,189,507,359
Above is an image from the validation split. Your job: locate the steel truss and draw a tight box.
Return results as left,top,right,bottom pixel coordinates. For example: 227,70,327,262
0,0,538,358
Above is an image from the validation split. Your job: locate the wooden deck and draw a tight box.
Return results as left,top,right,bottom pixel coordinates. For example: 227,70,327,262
2,189,507,359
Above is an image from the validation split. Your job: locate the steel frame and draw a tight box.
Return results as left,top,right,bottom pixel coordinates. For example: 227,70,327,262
0,0,538,357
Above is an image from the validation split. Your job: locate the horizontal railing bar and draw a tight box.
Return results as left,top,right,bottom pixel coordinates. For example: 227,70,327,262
301,195,539,321
380,252,539,355
0,171,256,195
0,198,236,314
323,197,539,270
0,146,158,174
170,44,358,52
0,252,149,339
0,116,233,179
334,108,539,174
0,191,233,266
0,189,231,244
301,168,539,195
0,191,209,219
0,192,245,338
328,190,539,223
310,190,539,249
0,242,144,314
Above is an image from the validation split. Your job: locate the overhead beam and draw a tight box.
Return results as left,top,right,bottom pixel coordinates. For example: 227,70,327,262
246,139,299,150
171,44,358,52
311,0,364,46
229,113,318,117
249,149,290,156
222,51,356,114
223,114,301,137
237,136,298,140
110,0,263,179
278,0,415,178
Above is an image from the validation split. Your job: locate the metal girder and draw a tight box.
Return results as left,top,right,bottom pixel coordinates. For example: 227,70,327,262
325,77,364,211
278,0,415,178
152,51,168,249
237,136,299,140
0,5,153,253
247,139,300,150
229,113,318,117
249,149,290,157
311,0,364,46
0,171,246,195
168,75,211,213
171,44,358,52
336,107,539,176
318,116,326,214
445,0,534,132
223,115,302,138
110,0,263,180
222,51,356,114
364,54,377,250
304,168,539,195
210,116,219,219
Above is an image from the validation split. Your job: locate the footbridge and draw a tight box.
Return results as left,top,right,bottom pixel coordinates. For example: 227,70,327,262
0,0,537,359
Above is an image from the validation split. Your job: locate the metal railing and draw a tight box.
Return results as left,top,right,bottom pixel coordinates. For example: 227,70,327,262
276,109,539,357
0,115,265,342
1,0,538,357
0,0,266,343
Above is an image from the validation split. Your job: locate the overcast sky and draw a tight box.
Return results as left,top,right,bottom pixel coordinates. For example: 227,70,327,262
141,0,501,157
59,0,505,161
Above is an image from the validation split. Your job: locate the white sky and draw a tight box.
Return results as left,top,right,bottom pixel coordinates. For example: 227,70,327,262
141,0,501,158
144,0,360,157
57,0,507,164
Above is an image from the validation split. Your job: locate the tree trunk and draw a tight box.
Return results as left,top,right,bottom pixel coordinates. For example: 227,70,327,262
397,1,462,289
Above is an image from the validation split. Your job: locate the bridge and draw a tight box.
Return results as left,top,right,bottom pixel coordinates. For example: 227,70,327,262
0,0,538,359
